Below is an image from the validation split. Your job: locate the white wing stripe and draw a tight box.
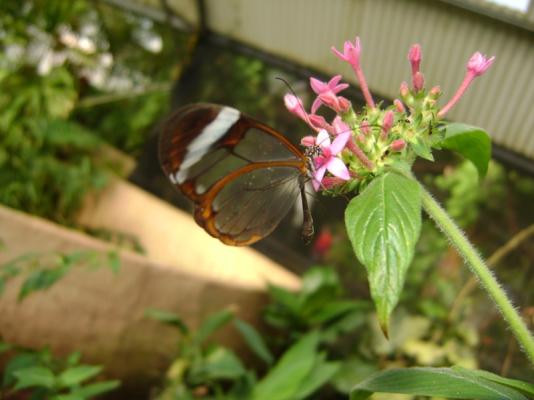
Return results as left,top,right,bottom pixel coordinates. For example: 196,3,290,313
176,106,240,184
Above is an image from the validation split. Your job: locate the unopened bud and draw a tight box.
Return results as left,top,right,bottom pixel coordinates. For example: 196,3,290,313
400,81,410,98
360,120,370,135
390,139,406,152
381,110,394,139
429,85,441,99
413,71,424,92
394,99,406,113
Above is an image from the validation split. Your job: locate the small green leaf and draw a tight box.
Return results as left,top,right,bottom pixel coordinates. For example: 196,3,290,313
12,366,55,390
350,367,529,400
18,266,69,301
440,123,491,178
195,309,234,344
252,331,320,400
293,355,340,399
58,365,102,387
345,172,422,333
189,347,246,382
145,309,189,335
107,251,121,274
70,380,120,398
234,319,274,365
411,136,434,161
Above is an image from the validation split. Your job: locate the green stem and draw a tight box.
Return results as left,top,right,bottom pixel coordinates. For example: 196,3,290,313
420,183,534,366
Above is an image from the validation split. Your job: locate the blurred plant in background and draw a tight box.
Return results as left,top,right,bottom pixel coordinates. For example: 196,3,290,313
0,0,180,224
0,339,119,400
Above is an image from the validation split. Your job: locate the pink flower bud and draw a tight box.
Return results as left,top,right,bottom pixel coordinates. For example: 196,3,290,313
400,81,410,98
390,139,406,152
360,120,370,135
319,92,351,113
394,99,406,113
408,44,422,75
413,71,425,92
429,85,441,98
301,136,316,147
284,94,308,121
309,114,334,134
381,110,394,139
467,52,495,77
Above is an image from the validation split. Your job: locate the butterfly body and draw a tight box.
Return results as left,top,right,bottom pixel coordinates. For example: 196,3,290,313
159,103,313,246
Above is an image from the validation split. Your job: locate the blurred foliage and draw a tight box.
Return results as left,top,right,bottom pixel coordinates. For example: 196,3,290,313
0,0,185,223
0,249,120,300
0,340,119,399
149,267,365,399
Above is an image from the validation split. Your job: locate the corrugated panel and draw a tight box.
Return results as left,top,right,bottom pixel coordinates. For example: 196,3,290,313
204,0,534,160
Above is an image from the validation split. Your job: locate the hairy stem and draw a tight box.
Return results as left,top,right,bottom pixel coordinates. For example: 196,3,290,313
420,184,534,366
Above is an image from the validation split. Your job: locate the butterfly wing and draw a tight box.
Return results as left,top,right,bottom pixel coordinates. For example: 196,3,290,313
159,103,308,245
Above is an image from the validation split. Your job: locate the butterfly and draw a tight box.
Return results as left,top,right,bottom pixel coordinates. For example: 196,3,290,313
158,103,315,246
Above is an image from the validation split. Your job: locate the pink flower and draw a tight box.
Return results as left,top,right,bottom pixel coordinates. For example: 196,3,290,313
332,37,375,108
467,52,495,76
438,52,495,117
332,116,350,136
331,37,361,70
408,44,422,76
310,75,349,113
312,129,350,191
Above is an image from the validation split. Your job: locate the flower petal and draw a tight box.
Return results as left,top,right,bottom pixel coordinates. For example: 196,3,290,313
328,75,343,88
312,165,327,191
326,157,350,180
311,97,322,114
330,130,350,154
316,129,331,148
310,77,327,94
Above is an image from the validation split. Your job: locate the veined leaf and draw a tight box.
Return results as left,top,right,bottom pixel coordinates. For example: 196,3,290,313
440,123,491,178
350,367,530,400
345,172,422,333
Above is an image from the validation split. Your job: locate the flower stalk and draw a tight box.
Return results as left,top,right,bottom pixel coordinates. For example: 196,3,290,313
420,183,534,365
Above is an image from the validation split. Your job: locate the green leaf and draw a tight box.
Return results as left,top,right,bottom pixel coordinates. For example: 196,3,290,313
18,266,69,300
345,172,422,333
452,367,534,396
69,380,120,398
411,136,434,161
12,366,55,390
195,309,234,344
234,319,274,365
189,347,246,383
107,251,121,274
252,331,319,400
350,367,529,400
145,309,188,335
293,355,340,399
440,123,491,178
58,365,102,387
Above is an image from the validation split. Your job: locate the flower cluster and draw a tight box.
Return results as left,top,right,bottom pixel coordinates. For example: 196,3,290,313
284,37,494,193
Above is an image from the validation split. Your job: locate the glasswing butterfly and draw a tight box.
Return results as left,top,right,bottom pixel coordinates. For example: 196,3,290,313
158,103,314,246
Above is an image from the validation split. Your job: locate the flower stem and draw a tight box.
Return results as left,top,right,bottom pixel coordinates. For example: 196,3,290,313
420,183,534,366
